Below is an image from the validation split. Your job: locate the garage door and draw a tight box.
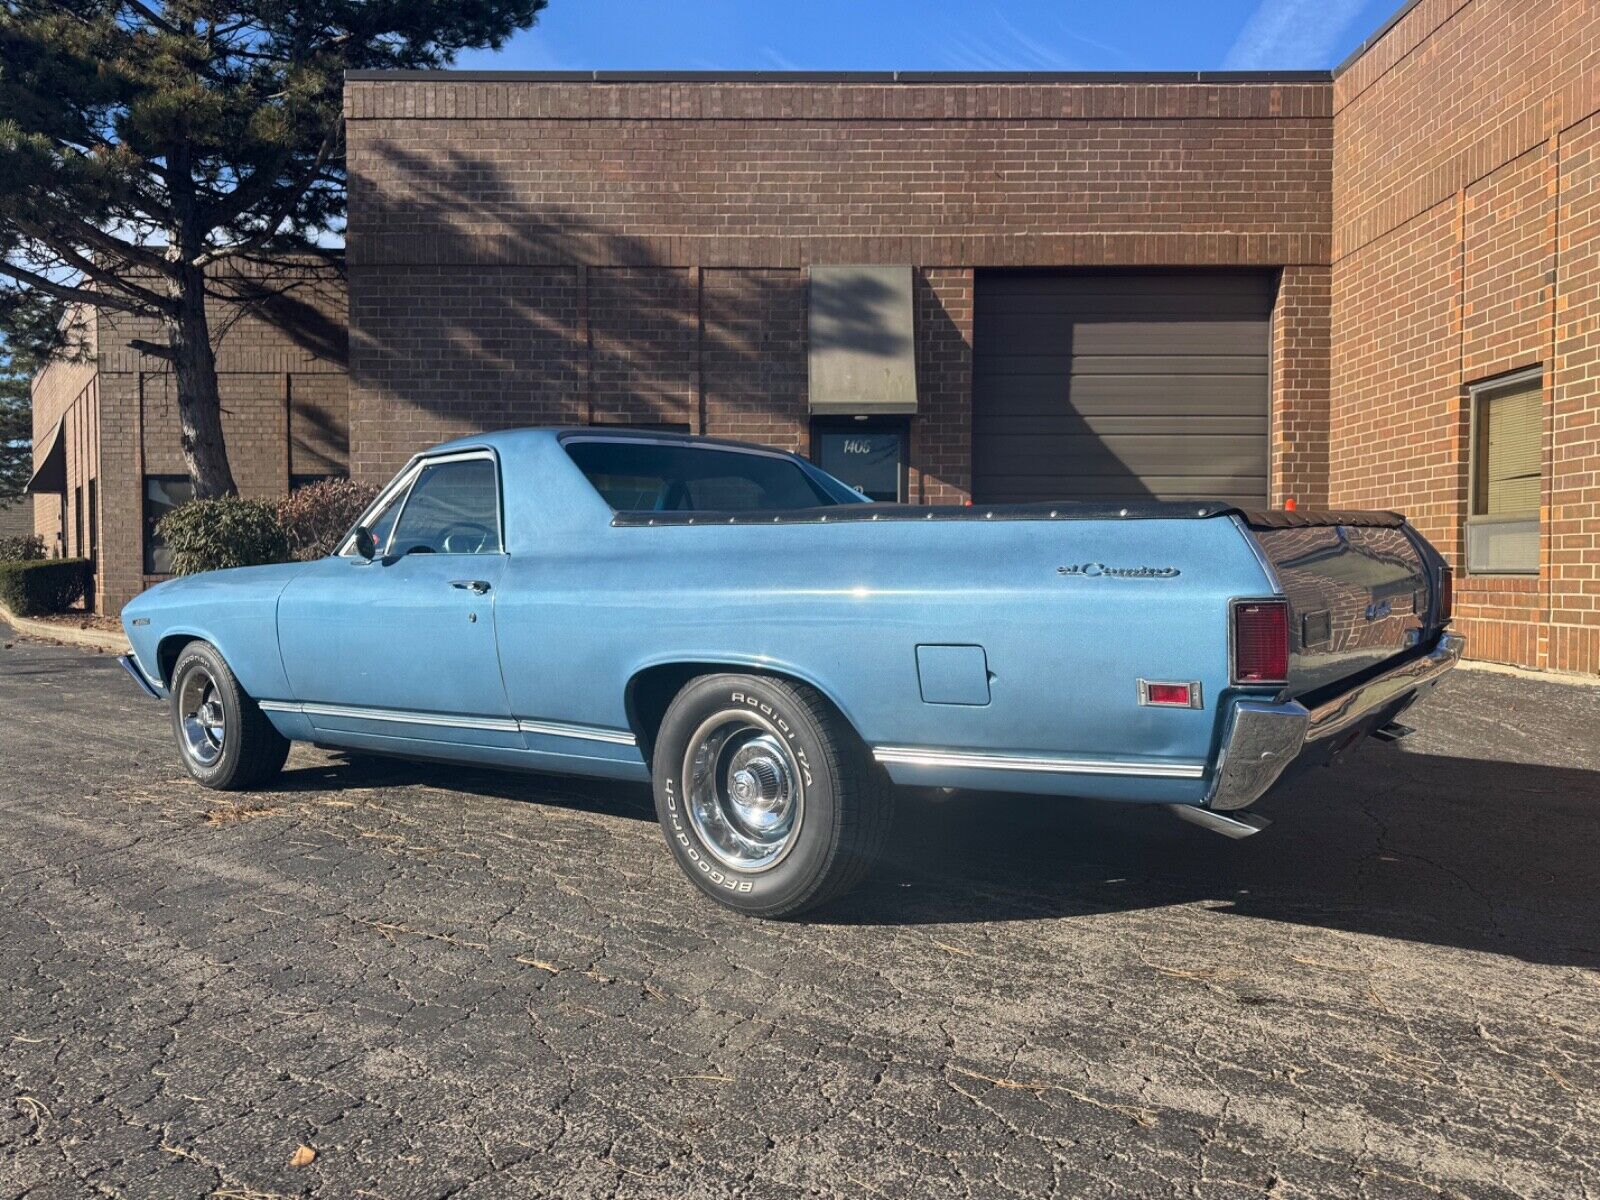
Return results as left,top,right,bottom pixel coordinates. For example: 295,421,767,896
971,271,1274,507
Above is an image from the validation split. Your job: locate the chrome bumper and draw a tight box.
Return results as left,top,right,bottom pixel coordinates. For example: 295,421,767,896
1205,632,1464,812
118,654,163,700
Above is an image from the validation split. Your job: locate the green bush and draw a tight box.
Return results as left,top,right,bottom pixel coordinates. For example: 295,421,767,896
0,558,90,616
277,478,380,560
156,496,291,575
0,533,45,561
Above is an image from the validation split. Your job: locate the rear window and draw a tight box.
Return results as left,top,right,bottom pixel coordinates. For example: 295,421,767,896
565,440,839,512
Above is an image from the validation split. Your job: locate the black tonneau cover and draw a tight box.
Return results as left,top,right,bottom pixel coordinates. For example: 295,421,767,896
612,503,1407,528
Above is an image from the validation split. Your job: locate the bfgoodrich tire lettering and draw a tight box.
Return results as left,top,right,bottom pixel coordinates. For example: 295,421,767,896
651,673,893,917
169,640,290,791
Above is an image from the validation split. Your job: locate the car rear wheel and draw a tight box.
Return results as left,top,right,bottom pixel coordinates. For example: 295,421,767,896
169,640,289,790
651,673,893,917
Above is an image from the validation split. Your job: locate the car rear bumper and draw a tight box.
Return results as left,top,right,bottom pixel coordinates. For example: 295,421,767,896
1205,631,1464,812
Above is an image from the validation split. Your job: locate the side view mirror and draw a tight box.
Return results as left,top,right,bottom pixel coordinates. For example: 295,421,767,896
353,525,377,561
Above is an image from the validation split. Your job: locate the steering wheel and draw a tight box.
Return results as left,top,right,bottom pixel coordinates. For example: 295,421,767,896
440,522,494,554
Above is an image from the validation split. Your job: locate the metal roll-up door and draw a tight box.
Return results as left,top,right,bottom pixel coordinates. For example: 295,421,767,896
971,271,1274,507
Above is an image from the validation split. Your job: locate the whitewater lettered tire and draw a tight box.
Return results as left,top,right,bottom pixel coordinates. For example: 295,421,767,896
652,673,893,917
169,640,290,790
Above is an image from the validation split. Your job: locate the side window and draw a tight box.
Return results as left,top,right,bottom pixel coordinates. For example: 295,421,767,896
390,458,501,555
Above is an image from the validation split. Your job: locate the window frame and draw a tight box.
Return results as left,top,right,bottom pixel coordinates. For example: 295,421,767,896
809,416,910,504
1465,366,1543,577
338,449,504,559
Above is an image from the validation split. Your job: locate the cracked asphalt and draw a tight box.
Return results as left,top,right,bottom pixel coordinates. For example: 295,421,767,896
1,631,1598,1199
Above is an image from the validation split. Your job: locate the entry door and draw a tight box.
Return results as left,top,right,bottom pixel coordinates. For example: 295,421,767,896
276,452,516,747
972,271,1273,507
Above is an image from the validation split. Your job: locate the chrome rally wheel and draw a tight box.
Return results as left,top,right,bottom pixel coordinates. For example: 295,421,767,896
177,664,227,768
683,711,805,872
652,673,895,917
168,641,290,790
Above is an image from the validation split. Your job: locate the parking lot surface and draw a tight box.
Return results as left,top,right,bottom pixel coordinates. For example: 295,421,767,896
1,631,1598,1199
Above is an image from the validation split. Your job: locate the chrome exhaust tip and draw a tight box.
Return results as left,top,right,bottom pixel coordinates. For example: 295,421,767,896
1371,721,1416,743
1166,804,1271,839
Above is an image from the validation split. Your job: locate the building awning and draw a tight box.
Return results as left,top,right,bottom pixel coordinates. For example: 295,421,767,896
24,419,65,495
808,265,918,415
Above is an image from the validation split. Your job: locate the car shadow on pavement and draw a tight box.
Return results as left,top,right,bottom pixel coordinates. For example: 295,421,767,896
273,743,1600,969
820,744,1600,970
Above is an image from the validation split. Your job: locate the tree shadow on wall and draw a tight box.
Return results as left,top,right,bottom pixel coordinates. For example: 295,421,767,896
350,144,953,484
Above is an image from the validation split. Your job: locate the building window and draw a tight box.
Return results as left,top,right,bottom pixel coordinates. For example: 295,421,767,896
1466,368,1542,575
72,485,83,558
87,479,97,566
144,476,194,574
811,418,908,503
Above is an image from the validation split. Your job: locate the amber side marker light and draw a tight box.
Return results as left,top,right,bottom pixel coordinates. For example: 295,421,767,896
1232,599,1289,686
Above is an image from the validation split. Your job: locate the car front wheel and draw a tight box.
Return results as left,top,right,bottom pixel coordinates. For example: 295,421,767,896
169,640,290,790
651,673,893,917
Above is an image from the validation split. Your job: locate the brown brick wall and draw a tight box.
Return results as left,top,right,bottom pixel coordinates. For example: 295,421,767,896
346,77,1336,498
1331,0,1600,672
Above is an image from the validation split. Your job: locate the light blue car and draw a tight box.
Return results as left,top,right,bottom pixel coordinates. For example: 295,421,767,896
120,428,1462,916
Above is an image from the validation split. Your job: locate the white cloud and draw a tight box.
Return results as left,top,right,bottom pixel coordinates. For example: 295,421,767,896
1223,0,1367,69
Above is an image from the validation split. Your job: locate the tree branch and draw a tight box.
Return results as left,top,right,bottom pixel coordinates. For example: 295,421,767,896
0,259,146,316
197,137,340,267
128,337,175,361
12,219,176,313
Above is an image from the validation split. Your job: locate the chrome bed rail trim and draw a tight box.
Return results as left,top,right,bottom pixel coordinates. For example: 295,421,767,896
258,701,636,745
872,746,1206,779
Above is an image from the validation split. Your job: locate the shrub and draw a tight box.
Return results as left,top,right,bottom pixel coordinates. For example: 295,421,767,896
277,478,379,560
0,533,45,561
0,558,90,616
156,497,290,575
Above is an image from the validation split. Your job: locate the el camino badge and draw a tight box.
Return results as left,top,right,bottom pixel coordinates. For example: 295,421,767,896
1058,563,1180,578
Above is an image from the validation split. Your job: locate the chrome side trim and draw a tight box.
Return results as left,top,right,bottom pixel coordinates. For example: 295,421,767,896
518,719,637,746
872,746,1206,780
258,701,637,746
262,700,520,733
117,654,162,700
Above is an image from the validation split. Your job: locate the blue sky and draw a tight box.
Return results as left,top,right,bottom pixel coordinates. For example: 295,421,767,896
455,0,1404,74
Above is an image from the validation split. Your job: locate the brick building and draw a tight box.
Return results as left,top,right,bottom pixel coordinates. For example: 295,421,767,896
27,266,348,613
339,0,1598,674
31,0,1598,673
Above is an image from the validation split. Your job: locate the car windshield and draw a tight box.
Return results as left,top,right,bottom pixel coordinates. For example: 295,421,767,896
565,439,860,512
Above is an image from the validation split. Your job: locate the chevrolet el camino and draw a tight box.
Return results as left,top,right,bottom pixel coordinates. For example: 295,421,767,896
120,429,1461,916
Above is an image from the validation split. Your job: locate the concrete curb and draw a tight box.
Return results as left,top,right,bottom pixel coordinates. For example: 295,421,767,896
0,605,130,654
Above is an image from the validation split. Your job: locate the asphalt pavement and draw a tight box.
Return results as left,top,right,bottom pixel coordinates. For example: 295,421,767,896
2,630,1597,1198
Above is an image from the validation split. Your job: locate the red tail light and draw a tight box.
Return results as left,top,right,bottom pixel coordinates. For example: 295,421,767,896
1232,599,1289,686
1437,566,1453,624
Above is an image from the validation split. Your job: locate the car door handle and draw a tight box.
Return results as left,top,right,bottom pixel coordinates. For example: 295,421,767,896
450,579,491,595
